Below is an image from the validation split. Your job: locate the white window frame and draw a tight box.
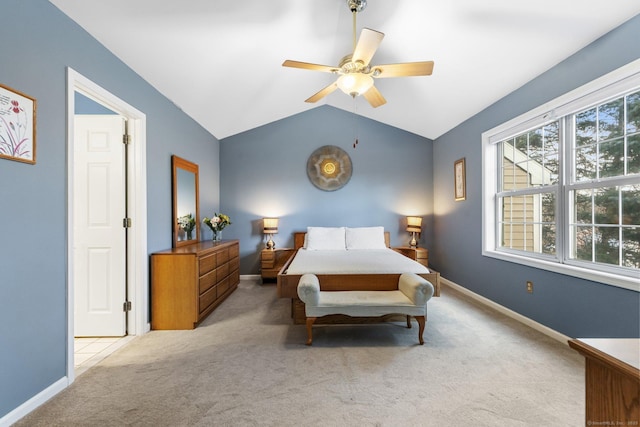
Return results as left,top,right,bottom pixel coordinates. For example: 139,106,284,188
482,59,640,292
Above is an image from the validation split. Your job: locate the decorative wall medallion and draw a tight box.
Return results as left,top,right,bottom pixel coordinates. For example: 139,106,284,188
306,145,352,191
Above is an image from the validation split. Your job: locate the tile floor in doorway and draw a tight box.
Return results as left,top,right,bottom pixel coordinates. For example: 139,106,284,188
74,336,134,376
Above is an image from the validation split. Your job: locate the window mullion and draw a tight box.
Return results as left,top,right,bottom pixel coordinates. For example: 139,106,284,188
558,118,568,264
618,187,623,267
591,191,596,263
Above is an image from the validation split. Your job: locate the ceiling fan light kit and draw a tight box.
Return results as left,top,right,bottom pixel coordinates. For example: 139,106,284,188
282,0,434,108
337,73,373,97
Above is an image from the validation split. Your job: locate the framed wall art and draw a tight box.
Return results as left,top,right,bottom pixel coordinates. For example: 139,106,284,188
0,83,36,164
306,145,352,191
454,157,466,201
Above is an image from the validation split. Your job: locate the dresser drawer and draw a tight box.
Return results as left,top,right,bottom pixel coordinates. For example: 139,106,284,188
199,269,216,294
199,253,217,275
199,285,217,314
262,250,275,263
229,243,239,258
217,276,230,296
229,257,239,273
216,262,229,282
230,268,240,285
217,248,230,265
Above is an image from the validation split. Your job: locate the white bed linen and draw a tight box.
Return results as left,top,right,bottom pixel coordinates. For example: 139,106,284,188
285,248,430,275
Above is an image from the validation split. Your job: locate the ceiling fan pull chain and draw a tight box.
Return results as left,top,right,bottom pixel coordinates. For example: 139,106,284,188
353,97,359,148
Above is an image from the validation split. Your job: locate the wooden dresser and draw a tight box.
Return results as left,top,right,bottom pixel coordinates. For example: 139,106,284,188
569,338,639,425
151,240,240,330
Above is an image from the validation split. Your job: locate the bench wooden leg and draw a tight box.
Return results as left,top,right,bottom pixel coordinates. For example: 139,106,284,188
415,316,425,345
305,317,316,346
406,315,411,329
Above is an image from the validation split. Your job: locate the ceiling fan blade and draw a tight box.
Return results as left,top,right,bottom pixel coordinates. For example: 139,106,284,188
352,28,384,66
373,61,434,78
305,82,339,103
282,60,338,73
362,85,386,108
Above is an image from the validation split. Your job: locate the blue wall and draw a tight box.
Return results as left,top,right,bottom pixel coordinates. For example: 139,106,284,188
74,92,117,114
220,106,434,274
431,14,640,338
0,0,219,418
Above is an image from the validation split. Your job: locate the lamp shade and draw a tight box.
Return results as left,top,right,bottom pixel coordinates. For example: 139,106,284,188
263,218,279,234
337,73,374,96
406,216,422,233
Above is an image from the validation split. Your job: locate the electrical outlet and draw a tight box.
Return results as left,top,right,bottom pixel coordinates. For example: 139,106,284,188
526,281,534,293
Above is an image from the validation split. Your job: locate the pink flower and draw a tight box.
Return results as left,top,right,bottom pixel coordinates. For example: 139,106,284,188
11,100,20,114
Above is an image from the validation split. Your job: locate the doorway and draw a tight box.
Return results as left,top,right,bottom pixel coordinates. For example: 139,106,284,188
66,68,148,383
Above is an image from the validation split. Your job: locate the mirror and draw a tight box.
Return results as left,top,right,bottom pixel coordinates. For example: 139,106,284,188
172,155,200,247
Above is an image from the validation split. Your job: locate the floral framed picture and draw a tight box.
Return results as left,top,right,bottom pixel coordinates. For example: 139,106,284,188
0,83,36,164
454,157,466,201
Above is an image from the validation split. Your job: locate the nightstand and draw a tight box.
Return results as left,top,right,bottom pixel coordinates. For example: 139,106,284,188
261,248,295,282
393,246,428,267
393,246,440,296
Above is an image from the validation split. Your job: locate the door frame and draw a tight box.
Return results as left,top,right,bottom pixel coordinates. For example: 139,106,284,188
66,68,148,384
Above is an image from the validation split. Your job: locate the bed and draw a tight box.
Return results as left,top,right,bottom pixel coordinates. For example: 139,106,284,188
276,226,440,324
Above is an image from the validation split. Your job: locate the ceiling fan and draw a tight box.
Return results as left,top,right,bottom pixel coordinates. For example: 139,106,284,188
282,0,434,108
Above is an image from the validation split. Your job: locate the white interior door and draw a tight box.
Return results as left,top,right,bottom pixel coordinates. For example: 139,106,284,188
74,115,126,337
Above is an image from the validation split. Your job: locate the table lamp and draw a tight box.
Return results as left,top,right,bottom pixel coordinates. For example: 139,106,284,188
263,217,279,249
407,216,422,247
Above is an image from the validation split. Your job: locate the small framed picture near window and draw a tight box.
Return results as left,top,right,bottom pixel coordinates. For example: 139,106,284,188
454,157,466,201
0,83,36,165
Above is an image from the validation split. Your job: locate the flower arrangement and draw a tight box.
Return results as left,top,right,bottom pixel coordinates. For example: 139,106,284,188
203,213,231,240
177,213,196,239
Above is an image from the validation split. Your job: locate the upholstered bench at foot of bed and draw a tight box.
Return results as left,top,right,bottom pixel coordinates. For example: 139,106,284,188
297,272,435,345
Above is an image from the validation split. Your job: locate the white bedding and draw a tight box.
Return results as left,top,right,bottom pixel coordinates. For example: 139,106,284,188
285,248,430,275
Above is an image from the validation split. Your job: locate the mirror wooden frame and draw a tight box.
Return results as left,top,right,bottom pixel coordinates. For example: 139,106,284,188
172,155,200,248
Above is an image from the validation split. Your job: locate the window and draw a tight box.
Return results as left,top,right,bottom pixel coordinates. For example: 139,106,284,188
483,60,640,291
570,93,640,271
498,122,559,257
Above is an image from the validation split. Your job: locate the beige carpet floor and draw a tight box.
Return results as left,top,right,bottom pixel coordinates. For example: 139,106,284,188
16,279,584,426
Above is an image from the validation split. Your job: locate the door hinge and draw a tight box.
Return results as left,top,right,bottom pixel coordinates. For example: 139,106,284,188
123,134,131,145
123,301,132,312
123,218,132,228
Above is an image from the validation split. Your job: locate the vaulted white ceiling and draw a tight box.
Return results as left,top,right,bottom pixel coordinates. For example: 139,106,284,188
49,0,640,140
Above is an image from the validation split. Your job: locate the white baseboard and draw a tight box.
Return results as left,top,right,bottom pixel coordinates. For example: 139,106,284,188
240,274,261,282
440,277,572,345
0,377,68,427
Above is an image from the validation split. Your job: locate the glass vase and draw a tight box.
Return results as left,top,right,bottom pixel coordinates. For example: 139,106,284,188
213,230,221,241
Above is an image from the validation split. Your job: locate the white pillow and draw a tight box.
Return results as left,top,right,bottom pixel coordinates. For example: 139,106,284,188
345,226,387,250
305,227,346,250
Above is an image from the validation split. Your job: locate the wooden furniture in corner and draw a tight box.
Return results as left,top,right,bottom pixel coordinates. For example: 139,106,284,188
393,246,440,296
151,240,240,330
261,248,295,282
393,246,429,267
568,338,640,425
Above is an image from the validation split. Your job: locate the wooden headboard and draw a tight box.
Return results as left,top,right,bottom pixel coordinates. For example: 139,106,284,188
293,231,391,249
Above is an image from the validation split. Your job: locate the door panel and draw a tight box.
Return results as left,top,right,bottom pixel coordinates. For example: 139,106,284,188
74,115,126,337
